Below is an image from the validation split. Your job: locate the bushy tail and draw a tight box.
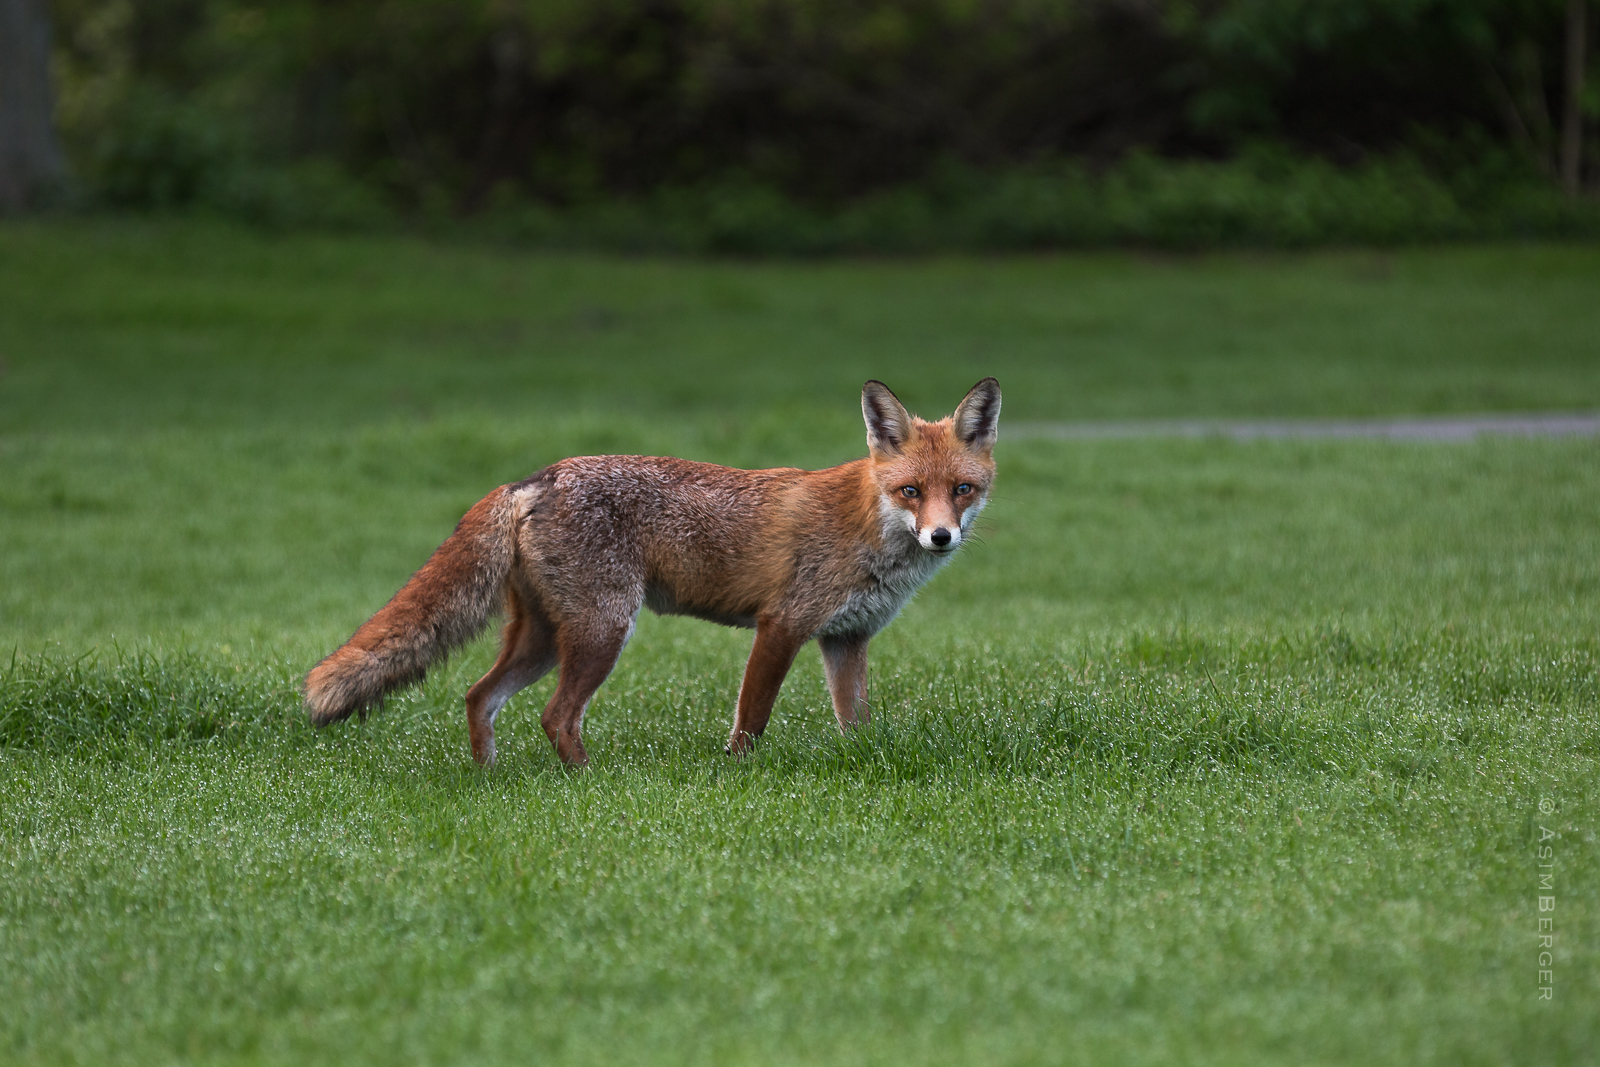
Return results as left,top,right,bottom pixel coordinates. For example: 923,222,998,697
304,486,519,725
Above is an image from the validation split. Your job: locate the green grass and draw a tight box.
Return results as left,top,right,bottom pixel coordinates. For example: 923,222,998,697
5,218,1600,437
0,220,1596,1065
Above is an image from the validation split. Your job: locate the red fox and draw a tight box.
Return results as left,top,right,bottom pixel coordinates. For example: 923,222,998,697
304,378,1000,766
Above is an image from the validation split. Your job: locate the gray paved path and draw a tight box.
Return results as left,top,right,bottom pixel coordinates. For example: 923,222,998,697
1007,412,1600,442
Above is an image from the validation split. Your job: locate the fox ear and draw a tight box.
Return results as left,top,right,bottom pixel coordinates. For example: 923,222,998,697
862,380,914,456
952,377,1001,451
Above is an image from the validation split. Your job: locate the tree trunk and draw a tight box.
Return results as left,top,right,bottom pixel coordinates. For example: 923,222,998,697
0,0,66,210
1562,0,1589,196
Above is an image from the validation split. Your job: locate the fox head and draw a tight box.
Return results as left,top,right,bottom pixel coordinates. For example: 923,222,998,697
862,377,1000,556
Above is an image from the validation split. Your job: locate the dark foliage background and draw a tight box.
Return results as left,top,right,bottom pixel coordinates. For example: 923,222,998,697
44,0,1600,244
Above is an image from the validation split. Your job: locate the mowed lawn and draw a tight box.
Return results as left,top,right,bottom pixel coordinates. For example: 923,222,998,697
0,220,1597,1065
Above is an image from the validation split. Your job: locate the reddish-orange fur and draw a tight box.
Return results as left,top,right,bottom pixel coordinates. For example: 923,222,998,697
303,379,1000,765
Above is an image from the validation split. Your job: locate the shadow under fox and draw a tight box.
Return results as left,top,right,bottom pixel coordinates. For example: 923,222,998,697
304,378,1000,765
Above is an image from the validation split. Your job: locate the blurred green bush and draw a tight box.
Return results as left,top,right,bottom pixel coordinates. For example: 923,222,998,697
466,152,1600,252
43,0,1600,247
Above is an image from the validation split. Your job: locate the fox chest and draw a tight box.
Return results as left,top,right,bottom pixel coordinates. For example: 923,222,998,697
817,549,946,639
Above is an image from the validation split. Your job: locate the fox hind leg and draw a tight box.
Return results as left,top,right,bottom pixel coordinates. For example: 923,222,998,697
465,589,558,766
541,613,637,767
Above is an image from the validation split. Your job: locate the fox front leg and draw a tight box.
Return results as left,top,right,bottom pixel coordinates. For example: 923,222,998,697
727,619,807,756
819,633,870,730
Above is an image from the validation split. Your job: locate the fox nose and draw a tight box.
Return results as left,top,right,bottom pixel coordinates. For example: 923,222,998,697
930,527,952,548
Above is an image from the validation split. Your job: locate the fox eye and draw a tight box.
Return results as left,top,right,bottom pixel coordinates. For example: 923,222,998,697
954,483,973,496
899,486,920,498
